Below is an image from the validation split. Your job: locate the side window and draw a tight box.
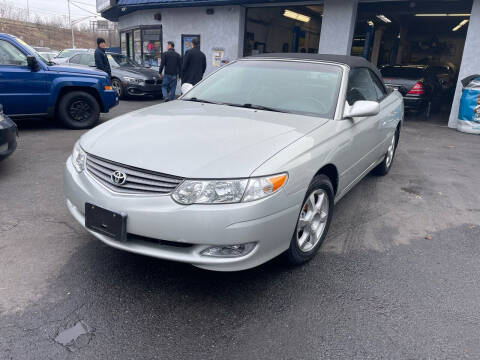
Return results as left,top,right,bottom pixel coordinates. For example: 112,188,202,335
0,40,27,66
69,54,81,64
369,70,387,100
80,54,93,66
346,68,378,105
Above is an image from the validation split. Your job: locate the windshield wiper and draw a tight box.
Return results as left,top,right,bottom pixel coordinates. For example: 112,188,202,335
183,97,222,105
227,103,291,114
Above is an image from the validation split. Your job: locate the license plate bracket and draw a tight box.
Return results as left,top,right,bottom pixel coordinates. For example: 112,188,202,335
85,203,127,242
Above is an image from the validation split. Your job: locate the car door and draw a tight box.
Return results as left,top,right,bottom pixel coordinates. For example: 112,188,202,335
337,67,385,191
0,39,48,115
368,69,398,156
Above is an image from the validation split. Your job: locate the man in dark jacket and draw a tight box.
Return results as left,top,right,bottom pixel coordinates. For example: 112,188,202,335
94,38,111,77
182,38,206,85
159,41,182,101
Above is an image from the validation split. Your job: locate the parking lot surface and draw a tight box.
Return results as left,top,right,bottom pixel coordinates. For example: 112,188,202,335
1,100,480,359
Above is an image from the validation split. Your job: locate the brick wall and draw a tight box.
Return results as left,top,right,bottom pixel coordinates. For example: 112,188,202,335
0,18,110,50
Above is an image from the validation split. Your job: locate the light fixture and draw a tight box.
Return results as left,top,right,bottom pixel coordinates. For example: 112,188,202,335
376,15,391,23
283,9,311,23
415,13,470,17
367,20,374,27
452,19,469,31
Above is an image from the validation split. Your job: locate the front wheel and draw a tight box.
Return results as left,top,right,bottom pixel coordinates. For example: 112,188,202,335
58,91,100,129
286,175,334,265
111,78,124,99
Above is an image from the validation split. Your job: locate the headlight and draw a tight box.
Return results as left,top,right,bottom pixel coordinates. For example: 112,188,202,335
172,173,288,205
71,141,86,173
124,76,145,85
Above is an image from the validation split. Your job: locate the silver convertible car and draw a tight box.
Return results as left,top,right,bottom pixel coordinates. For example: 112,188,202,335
64,54,403,271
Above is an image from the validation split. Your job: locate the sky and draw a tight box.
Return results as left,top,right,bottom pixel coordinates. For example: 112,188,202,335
15,0,102,24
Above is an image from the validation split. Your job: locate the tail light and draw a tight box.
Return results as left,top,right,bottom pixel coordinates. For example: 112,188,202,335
408,82,425,95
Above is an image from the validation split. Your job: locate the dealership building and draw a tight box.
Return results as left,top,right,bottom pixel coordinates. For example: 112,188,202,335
97,0,480,128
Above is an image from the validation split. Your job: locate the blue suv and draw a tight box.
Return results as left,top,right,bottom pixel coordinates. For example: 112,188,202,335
0,34,118,129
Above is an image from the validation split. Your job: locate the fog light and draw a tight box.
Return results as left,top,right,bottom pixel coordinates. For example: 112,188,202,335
201,243,256,258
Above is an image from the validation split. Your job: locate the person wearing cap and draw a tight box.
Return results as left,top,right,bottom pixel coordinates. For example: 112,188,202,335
94,37,111,77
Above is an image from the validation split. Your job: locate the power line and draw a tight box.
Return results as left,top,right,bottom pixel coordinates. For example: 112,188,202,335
70,1,98,16
71,0,96,7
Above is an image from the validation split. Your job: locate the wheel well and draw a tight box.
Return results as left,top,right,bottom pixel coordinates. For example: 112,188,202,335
395,123,401,147
315,164,339,195
56,86,104,114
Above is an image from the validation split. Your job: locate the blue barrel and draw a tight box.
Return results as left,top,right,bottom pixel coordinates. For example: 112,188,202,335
458,76,480,134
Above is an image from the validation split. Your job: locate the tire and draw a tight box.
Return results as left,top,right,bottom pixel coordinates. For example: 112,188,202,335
58,91,100,129
286,175,334,265
111,78,124,99
373,130,398,176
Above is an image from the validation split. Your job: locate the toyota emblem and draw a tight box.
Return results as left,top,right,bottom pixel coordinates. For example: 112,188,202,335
111,170,127,185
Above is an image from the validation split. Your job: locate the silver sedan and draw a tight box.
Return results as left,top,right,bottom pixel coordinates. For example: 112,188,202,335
64,54,403,271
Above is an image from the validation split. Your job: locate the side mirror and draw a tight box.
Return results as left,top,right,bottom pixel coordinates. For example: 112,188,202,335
27,55,38,70
344,100,380,118
181,83,194,95
88,62,96,67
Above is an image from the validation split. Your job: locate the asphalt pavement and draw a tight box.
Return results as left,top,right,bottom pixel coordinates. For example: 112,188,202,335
1,100,480,359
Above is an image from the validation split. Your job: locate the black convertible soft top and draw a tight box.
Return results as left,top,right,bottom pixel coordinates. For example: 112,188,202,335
249,53,383,80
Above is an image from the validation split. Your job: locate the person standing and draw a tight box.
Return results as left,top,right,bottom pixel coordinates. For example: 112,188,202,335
94,38,111,77
159,41,182,101
182,38,206,86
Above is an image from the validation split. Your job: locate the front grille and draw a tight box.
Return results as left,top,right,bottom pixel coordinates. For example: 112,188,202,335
145,79,155,85
86,154,184,195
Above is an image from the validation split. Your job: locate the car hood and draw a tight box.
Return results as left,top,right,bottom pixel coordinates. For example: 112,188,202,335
80,101,329,178
48,64,106,77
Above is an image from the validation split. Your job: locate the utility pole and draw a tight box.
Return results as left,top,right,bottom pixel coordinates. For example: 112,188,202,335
67,0,75,48
26,0,30,22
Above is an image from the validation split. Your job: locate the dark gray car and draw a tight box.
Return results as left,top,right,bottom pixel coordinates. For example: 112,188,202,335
66,52,162,99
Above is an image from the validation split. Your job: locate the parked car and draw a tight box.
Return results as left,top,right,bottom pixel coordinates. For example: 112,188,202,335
64,54,403,271
0,104,17,162
0,34,118,129
380,64,446,117
65,52,163,99
54,48,90,64
39,51,58,62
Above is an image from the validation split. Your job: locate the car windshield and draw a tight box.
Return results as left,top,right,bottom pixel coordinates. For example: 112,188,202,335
108,54,140,68
182,60,342,118
381,66,424,79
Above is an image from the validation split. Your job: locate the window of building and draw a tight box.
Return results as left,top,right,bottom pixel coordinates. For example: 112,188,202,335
120,26,162,67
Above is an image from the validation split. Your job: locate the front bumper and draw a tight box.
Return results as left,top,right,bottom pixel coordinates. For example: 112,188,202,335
64,159,302,271
100,89,119,113
125,82,163,97
0,117,17,161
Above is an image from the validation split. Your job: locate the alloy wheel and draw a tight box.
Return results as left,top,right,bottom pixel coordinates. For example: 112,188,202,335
296,189,329,252
68,98,92,122
385,134,396,169
112,80,122,97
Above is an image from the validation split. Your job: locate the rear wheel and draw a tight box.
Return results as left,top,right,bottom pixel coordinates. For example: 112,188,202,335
286,175,334,265
58,91,100,129
373,131,398,176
